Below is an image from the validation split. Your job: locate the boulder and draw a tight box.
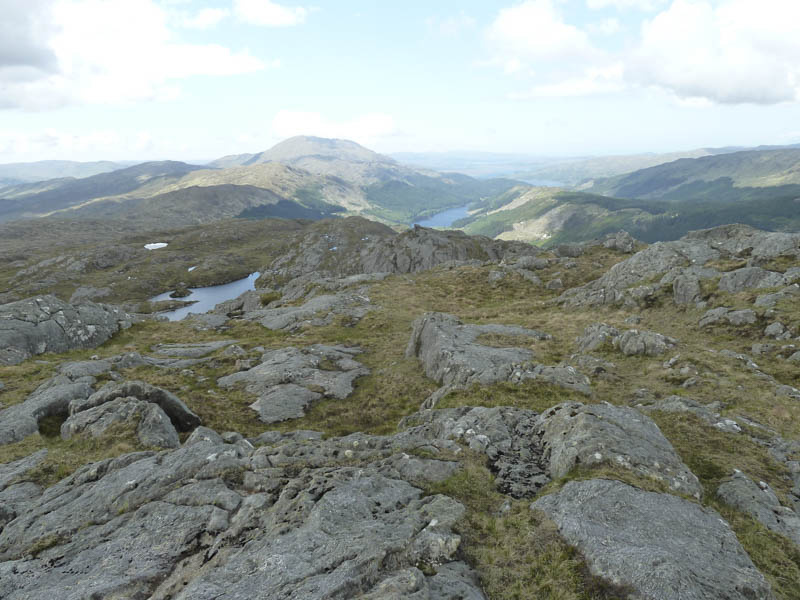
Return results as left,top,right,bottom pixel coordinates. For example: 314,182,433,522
575,323,619,353
532,479,775,600
717,471,800,547
61,397,180,448
699,307,757,328
0,295,133,366
602,230,636,253
536,402,702,498
614,329,677,356
0,381,93,445
764,322,786,338
74,380,200,431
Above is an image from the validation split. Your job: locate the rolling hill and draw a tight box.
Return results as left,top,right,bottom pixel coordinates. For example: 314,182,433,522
0,160,126,188
455,183,800,246
587,148,800,200
0,137,523,227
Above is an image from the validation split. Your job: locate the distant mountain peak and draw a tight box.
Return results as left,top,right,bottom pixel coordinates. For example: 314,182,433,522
259,135,394,165
209,136,395,170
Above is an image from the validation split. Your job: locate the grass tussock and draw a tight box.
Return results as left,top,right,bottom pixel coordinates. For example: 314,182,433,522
425,453,632,600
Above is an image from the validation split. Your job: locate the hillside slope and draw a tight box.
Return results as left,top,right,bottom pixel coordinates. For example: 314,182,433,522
456,184,800,245
588,148,800,200
0,220,799,599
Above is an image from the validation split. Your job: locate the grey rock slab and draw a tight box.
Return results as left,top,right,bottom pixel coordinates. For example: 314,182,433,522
576,323,620,353
0,449,47,491
726,309,758,326
248,383,322,424
518,364,591,396
756,284,800,307
405,312,549,388
0,381,93,445
0,295,132,366
536,402,702,498
150,339,237,358
248,290,374,331
558,225,800,308
170,470,467,600
637,395,741,434
532,479,775,600
0,501,227,600
218,345,368,423
0,441,240,560
717,471,800,547
73,380,200,431
57,359,112,379
718,267,786,293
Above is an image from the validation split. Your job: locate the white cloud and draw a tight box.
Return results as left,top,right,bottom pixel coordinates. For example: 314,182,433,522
234,0,309,26
183,8,230,30
587,0,666,9
627,0,800,104
487,0,597,74
0,0,268,110
587,17,622,35
426,12,477,37
271,111,397,146
510,64,625,98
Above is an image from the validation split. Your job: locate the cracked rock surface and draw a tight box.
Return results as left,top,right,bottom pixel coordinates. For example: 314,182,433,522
532,479,775,600
217,345,369,424
0,295,134,366
406,312,590,402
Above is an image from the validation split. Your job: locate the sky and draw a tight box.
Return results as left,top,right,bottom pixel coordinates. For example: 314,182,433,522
1,0,800,163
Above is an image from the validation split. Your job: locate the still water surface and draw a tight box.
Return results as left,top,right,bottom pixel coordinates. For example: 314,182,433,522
150,272,260,321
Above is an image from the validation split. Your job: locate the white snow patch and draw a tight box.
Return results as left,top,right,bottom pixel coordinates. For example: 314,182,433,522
144,243,168,250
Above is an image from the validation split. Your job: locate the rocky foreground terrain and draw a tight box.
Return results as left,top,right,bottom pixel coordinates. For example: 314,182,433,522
1,222,799,599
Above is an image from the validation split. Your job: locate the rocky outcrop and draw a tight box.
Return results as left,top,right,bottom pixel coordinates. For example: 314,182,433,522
72,380,201,431
0,428,482,600
61,397,180,448
217,345,369,423
636,394,742,434
259,217,542,289
245,289,375,331
0,295,133,366
0,380,93,445
602,230,636,253
699,307,757,327
532,479,775,600
401,401,700,499
559,224,800,308
406,313,550,388
718,267,788,293
717,471,800,547
536,402,701,498
405,312,590,403
576,323,677,356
